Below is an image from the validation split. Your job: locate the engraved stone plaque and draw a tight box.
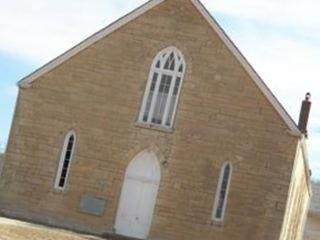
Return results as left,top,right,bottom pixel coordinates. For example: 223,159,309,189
79,195,106,216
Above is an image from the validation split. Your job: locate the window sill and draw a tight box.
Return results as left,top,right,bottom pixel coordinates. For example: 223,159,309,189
211,220,224,227
134,122,174,133
53,187,67,194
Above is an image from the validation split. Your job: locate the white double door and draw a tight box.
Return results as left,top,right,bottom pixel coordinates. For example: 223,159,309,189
115,151,160,239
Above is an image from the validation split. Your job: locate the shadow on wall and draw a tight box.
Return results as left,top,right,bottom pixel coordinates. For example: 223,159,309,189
0,153,3,172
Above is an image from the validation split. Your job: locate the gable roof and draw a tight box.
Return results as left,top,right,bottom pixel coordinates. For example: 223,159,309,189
18,0,302,137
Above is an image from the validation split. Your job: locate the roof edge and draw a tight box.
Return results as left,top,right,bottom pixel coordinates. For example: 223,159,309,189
300,137,312,195
190,0,301,136
18,0,301,136
18,0,165,88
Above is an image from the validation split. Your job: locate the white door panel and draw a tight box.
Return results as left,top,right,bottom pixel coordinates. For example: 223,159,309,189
115,151,160,239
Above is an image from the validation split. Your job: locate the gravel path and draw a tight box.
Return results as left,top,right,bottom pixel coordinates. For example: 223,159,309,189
0,217,103,240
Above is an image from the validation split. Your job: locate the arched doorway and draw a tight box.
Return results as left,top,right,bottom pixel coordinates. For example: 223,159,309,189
115,150,161,239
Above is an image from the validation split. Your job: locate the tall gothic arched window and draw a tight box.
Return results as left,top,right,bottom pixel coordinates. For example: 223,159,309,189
212,163,232,221
54,130,76,190
139,47,186,128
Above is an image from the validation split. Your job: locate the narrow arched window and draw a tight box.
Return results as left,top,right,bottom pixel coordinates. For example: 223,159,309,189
212,163,232,221
54,130,76,190
139,47,186,128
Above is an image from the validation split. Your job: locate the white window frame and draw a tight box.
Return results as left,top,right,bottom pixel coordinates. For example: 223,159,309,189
54,130,76,190
138,46,186,129
212,162,232,222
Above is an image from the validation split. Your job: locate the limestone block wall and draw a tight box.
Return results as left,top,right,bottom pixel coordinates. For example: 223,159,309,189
280,144,311,240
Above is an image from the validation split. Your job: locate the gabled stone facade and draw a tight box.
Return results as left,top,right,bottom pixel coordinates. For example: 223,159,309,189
0,0,311,239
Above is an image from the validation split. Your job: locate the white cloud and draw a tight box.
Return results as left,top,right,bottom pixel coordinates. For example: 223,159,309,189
0,0,146,63
0,0,319,178
231,30,320,119
217,0,320,179
203,0,320,31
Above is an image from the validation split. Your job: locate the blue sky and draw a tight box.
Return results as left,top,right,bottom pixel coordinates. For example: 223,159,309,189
1,0,319,179
0,52,36,151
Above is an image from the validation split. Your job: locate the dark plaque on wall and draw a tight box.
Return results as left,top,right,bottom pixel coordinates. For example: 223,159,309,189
79,195,107,216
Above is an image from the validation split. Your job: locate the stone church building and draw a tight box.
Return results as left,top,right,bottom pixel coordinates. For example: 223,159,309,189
0,0,311,239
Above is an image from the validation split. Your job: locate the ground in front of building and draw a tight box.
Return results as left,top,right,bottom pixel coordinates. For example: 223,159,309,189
0,217,103,240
